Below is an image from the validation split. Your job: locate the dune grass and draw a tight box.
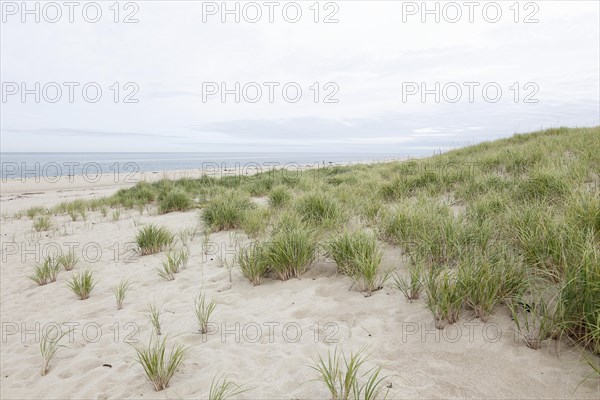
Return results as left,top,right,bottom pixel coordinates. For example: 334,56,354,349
136,225,174,255
310,347,389,400
208,374,251,400
267,216,317,280
33,215,52,232
132,336,187,391
112,208,121,221
425,268,463,329
324,231,388,295
66,270,96,300
114,279,131,310
295,192,343,228
40,326,70,376
26,206,47,220
201,191,253,231
268,185,292,208
194,290,217,334
156,249,188,281
508,288,561,350
146,303,162,336
393,262,424,302
241,207,271,238
457,251,508,322
35,126,600,355
236,242,270,286
28,256,61,286
57,250,78,271
158,189,193,214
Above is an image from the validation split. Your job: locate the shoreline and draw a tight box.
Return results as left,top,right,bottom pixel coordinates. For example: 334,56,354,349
0,158,409,215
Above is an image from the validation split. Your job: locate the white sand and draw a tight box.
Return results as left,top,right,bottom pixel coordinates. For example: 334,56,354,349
1,170,599,399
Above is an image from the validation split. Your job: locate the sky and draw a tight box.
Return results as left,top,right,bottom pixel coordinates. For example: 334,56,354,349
1,0,599,153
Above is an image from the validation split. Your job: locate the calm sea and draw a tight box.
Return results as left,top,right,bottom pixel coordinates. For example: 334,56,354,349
0,152,431,179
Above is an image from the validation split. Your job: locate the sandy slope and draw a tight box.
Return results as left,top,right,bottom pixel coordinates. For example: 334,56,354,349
0,177,598,399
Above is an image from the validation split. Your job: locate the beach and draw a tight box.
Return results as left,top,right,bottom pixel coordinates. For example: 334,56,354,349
1,152,599,399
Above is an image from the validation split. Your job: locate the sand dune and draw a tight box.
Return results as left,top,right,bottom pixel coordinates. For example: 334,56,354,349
1,175,598,399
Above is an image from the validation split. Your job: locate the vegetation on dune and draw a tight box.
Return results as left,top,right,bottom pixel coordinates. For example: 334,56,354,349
28,256,61,286
136,225,174,255
66,270,96,300
310,347,390,400
158,189,193,214
57,250,78,271
236,241,270,286
194,290,217,334
33,215,52,232
295,192,344,228
266,215,317,280
324,231,389,295
132,336,187,391
114,279,131,310
156,249,188,281
40,326,70,376
208,374,251,400
201,190,254,231
21,126,600,357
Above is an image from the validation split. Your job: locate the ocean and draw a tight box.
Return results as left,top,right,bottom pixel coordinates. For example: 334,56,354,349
0,152,430,180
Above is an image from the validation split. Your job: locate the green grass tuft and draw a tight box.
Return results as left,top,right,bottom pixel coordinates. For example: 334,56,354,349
33,215,52,232
132,336,187,391
236,242,270,286
201,191,253,231
158,189,193,214
267,217,316,280
136,225,174,255
310,347,389,400
194,290,217,334
66,270,96,300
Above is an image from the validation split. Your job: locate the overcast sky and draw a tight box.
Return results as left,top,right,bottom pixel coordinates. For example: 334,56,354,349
1,0,599,153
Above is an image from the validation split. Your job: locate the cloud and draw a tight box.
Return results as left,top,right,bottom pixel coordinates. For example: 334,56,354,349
0,2,598,152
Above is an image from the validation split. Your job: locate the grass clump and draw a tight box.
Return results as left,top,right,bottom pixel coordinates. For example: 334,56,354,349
132,336,187,391
26,206,47,220
28,256,61,286
236,242,270,286
158,189,193,214
114,279,131,310
40,326,70,376
568,190,600,239
324,231,375,276
517,171,569,201
351,248,389,296
240,207,270,238
267,218,316,280
310,347,389,400
457,252,504,322
209,374,251,400
147,303,162,336
194,290,217,334
201,191,253,232
295,192,342,227
268,185,292,208
33,215,52,232
393,262,424,302
509,289,560,350
57,250,78,271
156,249,188,281
557,233,600,353
66,270,96,300
66,200,86,221
136,225,174,255
324,231,388,295
112,208,121,221
425,269,463,329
